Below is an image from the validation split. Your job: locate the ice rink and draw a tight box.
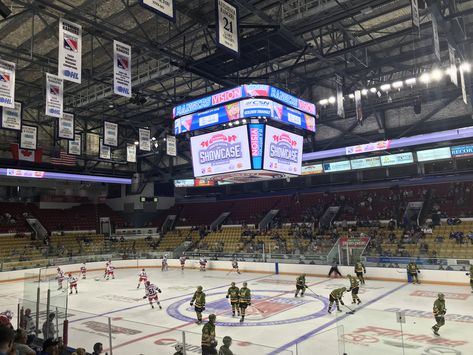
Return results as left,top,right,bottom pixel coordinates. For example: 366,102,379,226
1,264,473,355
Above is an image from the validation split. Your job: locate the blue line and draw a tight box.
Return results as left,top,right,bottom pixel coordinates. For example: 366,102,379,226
69,272,275,323
269,283,408,354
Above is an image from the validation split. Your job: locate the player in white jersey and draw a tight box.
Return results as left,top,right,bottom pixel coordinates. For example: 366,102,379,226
161,254,168,272
80,263,87,279
142,281,162,309
67,273,79,294
232,259,241,274
179,254,187,271
137,269,148,289
104,260,111,278
56,268,64,290
106,265,115,280
199,257,207,271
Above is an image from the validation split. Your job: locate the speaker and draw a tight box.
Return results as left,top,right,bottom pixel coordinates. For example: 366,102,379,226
0,1,11,19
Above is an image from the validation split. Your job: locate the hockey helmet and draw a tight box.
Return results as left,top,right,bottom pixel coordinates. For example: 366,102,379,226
438,293,445,300
142,268,145,271
208,314,216,322
57,267,60,271
68,273,72,277
341,287,347,292
145,281,151,286
197,285,203,291
231,282,235,286
243,282,248,287
223,336,232,346
174,344,183,351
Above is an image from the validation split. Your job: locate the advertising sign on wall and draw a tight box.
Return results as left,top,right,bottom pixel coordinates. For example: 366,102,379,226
416,147,451,162
323,160,351,173
380,152,414,166
301,164,323,175
451,145,473,158
350,156,381,170
263,125,303,175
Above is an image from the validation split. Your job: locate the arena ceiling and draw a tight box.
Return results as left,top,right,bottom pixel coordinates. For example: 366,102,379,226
0,0,473,179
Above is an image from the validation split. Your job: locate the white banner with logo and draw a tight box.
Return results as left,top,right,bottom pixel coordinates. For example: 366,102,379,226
432,14,440,62
58,112,75,140
139,128,151,151
166,135,177,156
354,89,363,123
127,143,137,163
113,40,132,97
460,63,468,104
335,74,345,119
411,0,420,32
216,0,239,55
58,18,82,83
449,44,458,86
99,139,111,160
140,0,175,20
104,121,118,147
0,59,16,108
68,134,81,156
20,125,37,150
1,101,21,130
45,73,63,118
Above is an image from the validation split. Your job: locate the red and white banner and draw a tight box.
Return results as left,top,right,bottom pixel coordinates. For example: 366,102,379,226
10,143,42,163
339,236,370,248
58,18,82,83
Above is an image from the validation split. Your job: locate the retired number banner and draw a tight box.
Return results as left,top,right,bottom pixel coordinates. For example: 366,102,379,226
99,139,111,160
127,143,137,163
139,128,151,151
140,0,175,21
1,101,22,131
68,134,82,156
216,0,240,55
113,40,132,97
58,112,75,140
104,121,118,147
58,18,82,83
166,135,177,156
46,73,64,118
20,125,37,150
0,59,16,108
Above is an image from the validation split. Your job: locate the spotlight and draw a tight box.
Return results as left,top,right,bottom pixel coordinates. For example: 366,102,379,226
228,122,233,127
328,96,336,104
242,119,247,124
319,99,329,106
392,81,403,89
361,89,368,96
460,62,471,72
163,138,167,141
405,78,417,86
348,93,355,99
108,103,114,109
235,120,240,125
380,84,391,92
151,137,156,141
431,68,443,81
370,87,377,93
134,141,139,145
419,72,431,84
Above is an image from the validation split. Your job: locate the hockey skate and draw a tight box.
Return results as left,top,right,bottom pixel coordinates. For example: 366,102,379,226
432,327,440,336
239,316,244,323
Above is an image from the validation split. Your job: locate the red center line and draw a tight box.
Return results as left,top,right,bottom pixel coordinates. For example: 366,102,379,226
106,278,330,351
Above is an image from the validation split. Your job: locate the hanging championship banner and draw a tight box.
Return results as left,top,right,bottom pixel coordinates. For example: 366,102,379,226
103,121,118,147
166,135,177,156
448,44,458,87
335,74,345,118
58,112,74,140
0,59,16,108
411,0,420,33
139,128,151,151
45,73,63,118
1,101,22,131
113,40,132,97
68,133,81,156
58,18,82,83
127,143,137,163
20,125,37,150
354,90,363,123
216,0,240,55
99,139,111,160
432,15,441,62
460,64,468,104
140,0,175,21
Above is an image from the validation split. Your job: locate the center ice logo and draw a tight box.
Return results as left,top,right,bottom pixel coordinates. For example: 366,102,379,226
269,133,298,163
198,133,242,167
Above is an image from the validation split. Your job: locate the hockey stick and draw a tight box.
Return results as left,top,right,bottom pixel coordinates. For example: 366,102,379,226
342,304,356,315
306,286,322,298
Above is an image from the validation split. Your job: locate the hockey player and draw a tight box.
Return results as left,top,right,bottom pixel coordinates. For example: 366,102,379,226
231,259,240,274
80,263,87,280
104,260,111,278
295,274,307,297
354,260,366,285
328,261,342,278
137,269,147,289
218,336,233,355
56,267,64,290
68,273,78,295
142,281,162,309
106,264,115,280
432,293,446,336
190,286,206,324
173,344,184,355
200,257,207,272
238,282,251,323
407,261,420,284
226,282,240,317
201,314,217,355
328,287,347,313
466,264,473,293
162,254,169,272
347,274,361,305
180,254,187,271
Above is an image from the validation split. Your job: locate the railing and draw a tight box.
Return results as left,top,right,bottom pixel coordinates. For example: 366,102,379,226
363,255,472,270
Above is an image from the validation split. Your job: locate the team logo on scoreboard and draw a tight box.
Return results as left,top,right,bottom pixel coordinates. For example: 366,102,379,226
198,133,242,167
269,132,299,163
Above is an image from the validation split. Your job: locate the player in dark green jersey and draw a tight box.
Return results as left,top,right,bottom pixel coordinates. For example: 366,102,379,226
218,336,233,355
466,264,473,293
190,285,206,324
202,314,217,355
432,293,446,336
226,282,240,317
407,262,421,284
347,274,361,305
328,287,346,313
238,282,251,323
295,274,307,297
354,260,366,284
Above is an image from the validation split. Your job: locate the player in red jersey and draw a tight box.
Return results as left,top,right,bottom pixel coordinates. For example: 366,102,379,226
143,281,162,309
104,260,111,278
137,269,148,289
180,254,187,271
106,264,115,280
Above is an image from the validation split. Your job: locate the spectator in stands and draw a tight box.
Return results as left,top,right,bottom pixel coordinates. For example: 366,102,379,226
435,235,444,243
71,348,86,355
41,313,56,340
13,329,34,355
92,342,103,355
0,325,15,355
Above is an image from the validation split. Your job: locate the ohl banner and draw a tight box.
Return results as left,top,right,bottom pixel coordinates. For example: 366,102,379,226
127,143,137,163
140,0,175,21
45,73,63,118
58,112,74,140
1,101,22,131
68,134,81,156
216,0,240,55
58,18,82,83
139,128,151,151
113,40,132,97
0,59,16,108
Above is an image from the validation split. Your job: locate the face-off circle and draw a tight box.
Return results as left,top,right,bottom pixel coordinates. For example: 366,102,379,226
167,289,329,327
